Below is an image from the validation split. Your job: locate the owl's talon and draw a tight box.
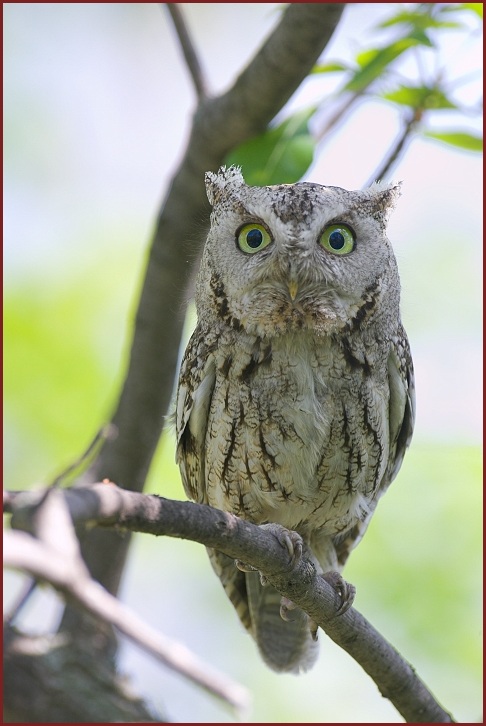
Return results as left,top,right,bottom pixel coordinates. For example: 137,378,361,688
260,523,303,569
321,570,356,616
309,618,319,641
234,559,258,573
280,596,297,622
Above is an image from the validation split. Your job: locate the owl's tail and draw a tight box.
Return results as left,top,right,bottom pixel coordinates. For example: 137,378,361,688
206,548,318,672
246,571,319,673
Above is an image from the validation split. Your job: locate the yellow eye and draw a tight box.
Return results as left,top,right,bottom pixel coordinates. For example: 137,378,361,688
319,224,355,255
237,223,272,254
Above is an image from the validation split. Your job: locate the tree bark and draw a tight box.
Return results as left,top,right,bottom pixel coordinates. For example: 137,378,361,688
3,625,162,724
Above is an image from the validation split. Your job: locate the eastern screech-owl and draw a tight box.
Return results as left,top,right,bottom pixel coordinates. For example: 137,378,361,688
175,166,415,673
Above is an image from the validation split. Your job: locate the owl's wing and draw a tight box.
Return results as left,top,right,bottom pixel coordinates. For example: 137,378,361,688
386,325,416,484
335,326,415,568
176,329,254,638
175,325,216,503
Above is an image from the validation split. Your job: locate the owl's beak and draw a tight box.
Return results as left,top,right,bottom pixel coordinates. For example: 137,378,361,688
288,280,299,301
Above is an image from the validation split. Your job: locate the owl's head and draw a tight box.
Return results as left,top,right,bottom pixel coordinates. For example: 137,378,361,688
197,166,402,339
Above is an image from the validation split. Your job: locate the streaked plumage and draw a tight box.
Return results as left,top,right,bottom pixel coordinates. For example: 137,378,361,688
175,166,415,673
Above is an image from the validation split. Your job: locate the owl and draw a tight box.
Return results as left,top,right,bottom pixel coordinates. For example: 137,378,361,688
175,166,415,673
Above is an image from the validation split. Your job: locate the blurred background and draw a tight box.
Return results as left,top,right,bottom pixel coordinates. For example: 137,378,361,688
4,3,482,723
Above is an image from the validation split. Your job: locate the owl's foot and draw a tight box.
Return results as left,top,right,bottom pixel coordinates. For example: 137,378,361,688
321,570,356,616
279,596,297,621
259,523,303,568
234,559,258,573
280,597,319,642
236,524,303,587
234,559,269,587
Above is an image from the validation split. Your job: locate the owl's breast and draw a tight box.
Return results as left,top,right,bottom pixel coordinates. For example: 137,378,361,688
204,333,389,535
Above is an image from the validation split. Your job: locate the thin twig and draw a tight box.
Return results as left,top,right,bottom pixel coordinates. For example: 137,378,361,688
49,424,118,488
165,4,208,100
314,90,363,142
366,110,420,186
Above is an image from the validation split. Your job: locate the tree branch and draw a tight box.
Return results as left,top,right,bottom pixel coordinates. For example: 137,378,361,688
3,623,162,723
5,483,455,724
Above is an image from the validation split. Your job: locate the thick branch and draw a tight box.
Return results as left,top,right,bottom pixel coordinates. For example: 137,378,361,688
4,624,162,723
6,484,455,724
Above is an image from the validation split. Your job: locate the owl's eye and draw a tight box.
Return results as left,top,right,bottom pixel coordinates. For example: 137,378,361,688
319,224,355,255
237,223,272,254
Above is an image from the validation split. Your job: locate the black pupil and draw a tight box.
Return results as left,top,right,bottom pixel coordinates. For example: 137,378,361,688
329,230,345,250
246,228,263,248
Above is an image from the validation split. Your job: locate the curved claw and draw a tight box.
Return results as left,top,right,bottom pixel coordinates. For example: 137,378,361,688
279,596,297,622
321,570,356,616
234,559,258,573
259,523,303,568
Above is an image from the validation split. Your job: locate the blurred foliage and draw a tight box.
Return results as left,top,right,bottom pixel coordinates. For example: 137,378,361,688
4,240,141,489
226,108,316,186
227,2,482,184
346,441,483,723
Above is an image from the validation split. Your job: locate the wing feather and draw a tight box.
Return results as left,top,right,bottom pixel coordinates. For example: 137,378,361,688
335,326,415,566
175,325,216,503
387,325,416,483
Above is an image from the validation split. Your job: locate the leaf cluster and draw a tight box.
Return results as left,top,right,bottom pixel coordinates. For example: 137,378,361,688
228,3,482,185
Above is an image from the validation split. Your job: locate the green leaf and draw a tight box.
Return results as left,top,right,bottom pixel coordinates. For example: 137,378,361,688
312,62,349,74
345,38,423,93
378,9,462,31
381,85,458,110
422,130,483,151
406,28,435,46
225,109,316,186
355,48,380,68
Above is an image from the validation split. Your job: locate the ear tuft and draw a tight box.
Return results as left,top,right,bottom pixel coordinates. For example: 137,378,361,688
364,180,402,223
205,165,245,206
